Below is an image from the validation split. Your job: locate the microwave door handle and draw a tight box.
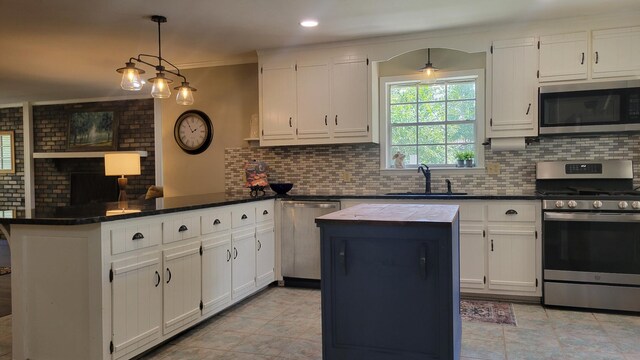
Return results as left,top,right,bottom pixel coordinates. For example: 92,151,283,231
544,212,640,222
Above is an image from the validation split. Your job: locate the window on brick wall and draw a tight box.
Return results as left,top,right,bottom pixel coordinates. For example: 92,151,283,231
0,131,15,174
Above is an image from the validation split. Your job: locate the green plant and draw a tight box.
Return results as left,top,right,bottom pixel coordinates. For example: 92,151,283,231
462,150,475,161
454,151,466,161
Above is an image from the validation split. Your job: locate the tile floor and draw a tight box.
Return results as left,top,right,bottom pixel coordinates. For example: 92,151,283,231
0,286,639,359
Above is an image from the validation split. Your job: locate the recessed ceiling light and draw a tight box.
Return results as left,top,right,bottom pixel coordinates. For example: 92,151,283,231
300,19,318,28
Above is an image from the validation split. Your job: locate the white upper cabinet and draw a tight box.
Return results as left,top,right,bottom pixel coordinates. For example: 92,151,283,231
539,32,588,82
261,63,297,142
489,37,538,138
331,57,370,139
296,61,331,140
592,26,640,78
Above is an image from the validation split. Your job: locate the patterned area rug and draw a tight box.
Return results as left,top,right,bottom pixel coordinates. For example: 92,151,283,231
0,266,10,276
460,299,516,326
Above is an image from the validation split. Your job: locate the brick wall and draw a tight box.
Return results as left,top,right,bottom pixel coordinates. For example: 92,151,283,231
0,107,24,219
225,133,640,196
33,99,155,210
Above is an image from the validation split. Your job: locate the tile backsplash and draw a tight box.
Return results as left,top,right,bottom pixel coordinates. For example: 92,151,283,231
224,134,640,196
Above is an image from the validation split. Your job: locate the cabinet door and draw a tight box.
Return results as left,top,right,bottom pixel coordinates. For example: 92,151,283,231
111,252,162,359
163,241,202,335
459,225,486,290
231,228,256,301
487,226,537,293
592,27,640,78
256,223,275,288
201,232,232,317
331,57,370,139
261,64,297,141
539,32,588,82
490,38,538,137
297,62,331,140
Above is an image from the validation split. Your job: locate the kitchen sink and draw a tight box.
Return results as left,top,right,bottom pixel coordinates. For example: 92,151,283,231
385,192,467,196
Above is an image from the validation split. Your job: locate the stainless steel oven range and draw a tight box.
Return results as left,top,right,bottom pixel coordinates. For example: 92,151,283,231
537,160,640,312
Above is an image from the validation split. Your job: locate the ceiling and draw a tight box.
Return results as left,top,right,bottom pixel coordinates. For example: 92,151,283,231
2,0,640,105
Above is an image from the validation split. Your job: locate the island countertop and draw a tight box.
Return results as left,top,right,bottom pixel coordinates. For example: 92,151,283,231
315,203,459,226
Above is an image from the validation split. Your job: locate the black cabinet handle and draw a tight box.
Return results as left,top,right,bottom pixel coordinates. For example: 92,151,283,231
241,214,248,220
491,240,494,252
258,240,262,251
581,52,585,65
166,268,172,284
335,115,338,125
325,115,328,126
154,271,160,287
525,103,531,115
419,245,427,279
213,219,221,225
178,225,188,232
595,51,599,64
339,241,346,274
226,249,231,262
262,210,269,215
132,232,144,241
289,117,292,127
505,209,518,215
234,247,238,259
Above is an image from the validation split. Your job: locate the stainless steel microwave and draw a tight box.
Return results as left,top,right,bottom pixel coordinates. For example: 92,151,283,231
539,80,640,135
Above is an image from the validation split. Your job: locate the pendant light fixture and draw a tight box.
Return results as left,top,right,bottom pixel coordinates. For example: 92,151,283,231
117,15,196,105
418,48,439,77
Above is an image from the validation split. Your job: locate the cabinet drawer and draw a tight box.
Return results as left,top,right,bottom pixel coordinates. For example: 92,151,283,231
201,208,232,235
111,221,162,255
163,215,201,244
255,201,274,223
232,204,256,228
488,203,536,222
459,203,485,222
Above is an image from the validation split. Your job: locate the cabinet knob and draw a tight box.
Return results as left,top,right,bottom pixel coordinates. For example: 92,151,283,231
132,232,144,241
258,240,262,251
241,214,248,220
178,225,188,232
234,247,238,259
166,268,172,284
263,210,269,215
154,271,161,287
213,219,221,225
226,249,231,262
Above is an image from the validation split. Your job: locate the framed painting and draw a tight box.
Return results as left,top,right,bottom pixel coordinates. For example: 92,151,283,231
67,111,118,151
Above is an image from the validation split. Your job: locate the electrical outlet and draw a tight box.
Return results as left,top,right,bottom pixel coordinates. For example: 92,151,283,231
341,171,352,182
487,162,501,175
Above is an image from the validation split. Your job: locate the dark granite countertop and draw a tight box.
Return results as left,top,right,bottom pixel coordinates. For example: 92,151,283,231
0,191,543,226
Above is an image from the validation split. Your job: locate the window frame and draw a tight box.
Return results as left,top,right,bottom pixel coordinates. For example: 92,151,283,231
379,69,485,173
0,131,15,174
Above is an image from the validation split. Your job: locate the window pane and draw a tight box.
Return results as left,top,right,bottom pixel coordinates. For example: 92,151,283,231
418,145,446,165
418,84,445,102
390,85,417,104
447,100,475,121
390,146,417,167
446,123,475,143
418,125,445,144
447,82,475,100
390,104,417,124
418,102,445,122
447,144,474,165
391,125,417,145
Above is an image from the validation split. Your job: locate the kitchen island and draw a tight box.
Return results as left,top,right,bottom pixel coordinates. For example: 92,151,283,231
316,203,461,360
0,193,276,360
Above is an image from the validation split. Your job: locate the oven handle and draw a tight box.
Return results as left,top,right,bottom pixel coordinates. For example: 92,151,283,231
544,212,640,222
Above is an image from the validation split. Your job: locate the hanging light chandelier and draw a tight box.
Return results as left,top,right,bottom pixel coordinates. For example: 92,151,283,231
418,48,439,77
117,15,196,105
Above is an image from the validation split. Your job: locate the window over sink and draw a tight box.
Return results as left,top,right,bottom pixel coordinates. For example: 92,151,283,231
380,70,485,171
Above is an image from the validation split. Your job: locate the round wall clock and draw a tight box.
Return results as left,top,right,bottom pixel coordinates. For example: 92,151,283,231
174,110,213,155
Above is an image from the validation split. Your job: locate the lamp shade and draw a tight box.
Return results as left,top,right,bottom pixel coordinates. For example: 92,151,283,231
105,153,141,176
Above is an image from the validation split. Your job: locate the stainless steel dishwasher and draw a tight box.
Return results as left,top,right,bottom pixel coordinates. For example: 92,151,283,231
281,201,340,282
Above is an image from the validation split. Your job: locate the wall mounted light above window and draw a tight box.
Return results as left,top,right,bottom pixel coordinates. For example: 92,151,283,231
117,15,196,105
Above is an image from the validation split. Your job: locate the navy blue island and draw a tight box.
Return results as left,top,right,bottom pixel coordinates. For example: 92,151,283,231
315,203,461,360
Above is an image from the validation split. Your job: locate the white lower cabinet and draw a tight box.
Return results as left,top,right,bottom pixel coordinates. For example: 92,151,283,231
256,223,275,288
162,241,202,335
459,225,486,289
201,232,232,317
231,227,258,301
487,226,538,293
111,252,162,359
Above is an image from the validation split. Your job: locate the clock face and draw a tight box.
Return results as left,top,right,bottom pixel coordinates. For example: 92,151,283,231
174,110,213,154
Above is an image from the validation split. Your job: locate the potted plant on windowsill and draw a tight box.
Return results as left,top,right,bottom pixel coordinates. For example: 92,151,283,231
454,151,465,167
463,150,475,167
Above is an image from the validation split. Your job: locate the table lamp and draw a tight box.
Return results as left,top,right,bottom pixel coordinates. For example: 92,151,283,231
104,152,141,202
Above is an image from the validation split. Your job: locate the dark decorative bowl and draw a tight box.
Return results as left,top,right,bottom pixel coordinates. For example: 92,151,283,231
269,183,293,195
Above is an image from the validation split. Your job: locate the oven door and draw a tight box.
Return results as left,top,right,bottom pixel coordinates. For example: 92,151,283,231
543,212,640,285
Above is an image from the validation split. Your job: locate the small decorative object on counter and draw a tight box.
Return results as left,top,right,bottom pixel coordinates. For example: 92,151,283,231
392,151,406,169
244,160,268,197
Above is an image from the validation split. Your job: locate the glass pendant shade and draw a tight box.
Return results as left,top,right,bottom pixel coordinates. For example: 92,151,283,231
150,73,172,98
175,82,195,105
117,62,145,91
419,48,438,78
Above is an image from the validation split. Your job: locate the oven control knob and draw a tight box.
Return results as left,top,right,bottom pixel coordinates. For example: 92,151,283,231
632,201,640,210
567,200,577,209
554,200,565,208
619,201,629,209
593,200,603,209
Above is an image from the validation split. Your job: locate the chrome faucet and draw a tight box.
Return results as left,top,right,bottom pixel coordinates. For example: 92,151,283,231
445,179,452,194
417,164,431,193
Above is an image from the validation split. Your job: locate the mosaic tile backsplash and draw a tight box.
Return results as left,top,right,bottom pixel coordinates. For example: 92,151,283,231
225,134,640,196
